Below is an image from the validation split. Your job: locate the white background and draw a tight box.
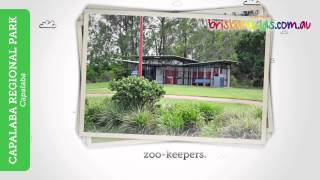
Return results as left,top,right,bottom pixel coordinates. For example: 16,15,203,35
0,0,319,179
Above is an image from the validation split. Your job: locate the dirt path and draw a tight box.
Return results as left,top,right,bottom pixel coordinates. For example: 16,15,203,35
87,93,262,106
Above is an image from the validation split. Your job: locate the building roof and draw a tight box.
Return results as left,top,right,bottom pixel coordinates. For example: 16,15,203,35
122,58,238,67
125,55,199,63
182,60,239,67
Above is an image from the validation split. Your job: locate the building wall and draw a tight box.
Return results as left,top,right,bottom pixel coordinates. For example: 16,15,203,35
155,67,163,84
221,68,227,86
123,62,231,87
176,67,183,85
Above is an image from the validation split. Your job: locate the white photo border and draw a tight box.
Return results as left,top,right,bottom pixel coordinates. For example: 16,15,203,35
78,9,272,145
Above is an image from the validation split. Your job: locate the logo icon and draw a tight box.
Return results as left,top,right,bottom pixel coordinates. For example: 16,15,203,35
39,20,56,29
243,0,260,5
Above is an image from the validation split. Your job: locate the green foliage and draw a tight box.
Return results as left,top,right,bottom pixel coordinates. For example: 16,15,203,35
94,98,126,131
157,102,223,135
86,66,98,83
255,108,263,119
199,104,225,137
86,62,130,83
120,109,158,134
217,111,261,139
158,107,185,135
109,76,166,110
230,75,239,87
88,15,266,87
108,63,130,80
99,70,114,82
158,104,195,135
84,98,107,131
85,97,262,139
234,31,266,87
179,104,203,129
200,120,221,137
197,103,223,122
87,83,263,101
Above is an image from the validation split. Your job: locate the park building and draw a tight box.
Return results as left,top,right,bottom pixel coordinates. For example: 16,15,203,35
122,55,238,87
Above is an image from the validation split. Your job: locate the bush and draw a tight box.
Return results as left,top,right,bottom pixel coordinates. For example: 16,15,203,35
99,70,114,82
85,96,262,139
108,63,130,80
230,75,239,87
95,98,126,131
176,103,205,134
158,105,185,135
255,108,262,119
158,102,208,136
217,111,261,139
86,67,98,83
200,120,220,137
84,98,107,131
120,108,158,134
86,62,130,83
199,104,224,137
197,103,223,122
109,76,165,110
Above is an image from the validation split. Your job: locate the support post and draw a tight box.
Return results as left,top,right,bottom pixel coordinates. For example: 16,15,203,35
203,67,206,86
227,66,231,87
182,67,185,85
210,67,214,87
196,67,199,86
163,66,165,84
138,16,143,77
188,67,191,85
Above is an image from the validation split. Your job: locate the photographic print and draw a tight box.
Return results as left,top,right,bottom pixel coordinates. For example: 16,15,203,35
79,10,271,144
85,4,265,17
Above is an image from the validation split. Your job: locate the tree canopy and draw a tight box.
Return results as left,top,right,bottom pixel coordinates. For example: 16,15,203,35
86,14,266,87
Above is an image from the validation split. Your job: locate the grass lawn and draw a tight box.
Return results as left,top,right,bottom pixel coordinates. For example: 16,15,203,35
159,98,260,112
86,82,113,94
163,85,262,101
86,82,263,101
86,96,260,112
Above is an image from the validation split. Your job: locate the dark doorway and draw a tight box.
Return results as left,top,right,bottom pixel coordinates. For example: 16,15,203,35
143,66,156,81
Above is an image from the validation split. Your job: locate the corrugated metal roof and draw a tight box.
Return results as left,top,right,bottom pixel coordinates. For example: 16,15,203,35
121,59,238,66
123,55,199,63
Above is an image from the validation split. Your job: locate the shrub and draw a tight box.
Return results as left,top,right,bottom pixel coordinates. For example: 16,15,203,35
157,102,206,136
84,98,107,131
120,108,158,134
158,106,185,135
255,108,262,119
200,120,220,137
99,70,114,82
108,63,130,80
198,104,224,137
176,103,205,134
230,75,239,87
86,66,98,83
217,111,261,139
197,103,223,122
85,95,262,138
86,62,130,83
109,76,165,110
94,98,126,132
